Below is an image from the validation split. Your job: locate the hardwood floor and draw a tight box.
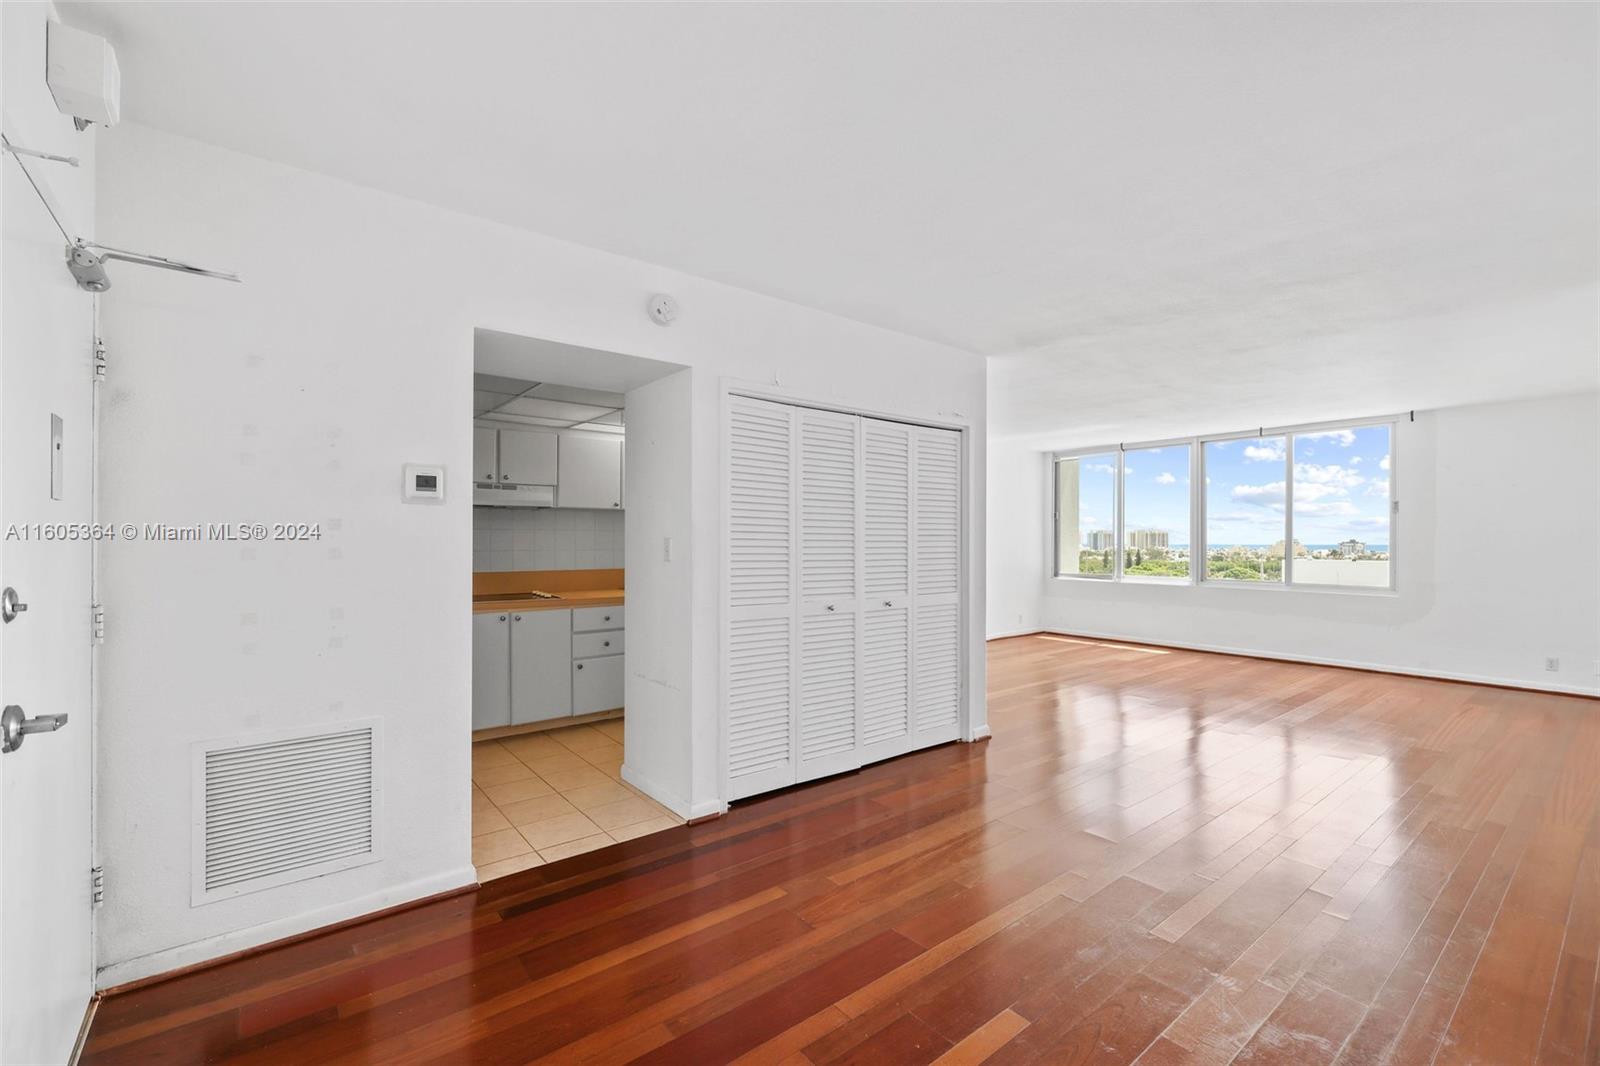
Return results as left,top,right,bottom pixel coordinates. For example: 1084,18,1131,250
83,635,1600,1064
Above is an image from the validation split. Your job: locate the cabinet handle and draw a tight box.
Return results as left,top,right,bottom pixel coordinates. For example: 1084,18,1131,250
576,663,584,670
501,473,511,480
514,614,522,621
603,615,611,622
602,640,610,647
498,614,507,621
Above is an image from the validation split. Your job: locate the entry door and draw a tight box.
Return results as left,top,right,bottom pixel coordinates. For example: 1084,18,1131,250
0,40,98,1064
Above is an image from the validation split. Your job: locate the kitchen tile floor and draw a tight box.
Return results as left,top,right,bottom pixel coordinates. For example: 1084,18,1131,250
470,719,681,881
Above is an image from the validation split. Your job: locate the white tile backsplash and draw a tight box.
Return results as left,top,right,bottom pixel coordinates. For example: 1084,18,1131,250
473,507,624,572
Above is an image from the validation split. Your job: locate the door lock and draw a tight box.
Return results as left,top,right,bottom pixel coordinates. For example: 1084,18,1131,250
1,587,26,624
1,705,68,754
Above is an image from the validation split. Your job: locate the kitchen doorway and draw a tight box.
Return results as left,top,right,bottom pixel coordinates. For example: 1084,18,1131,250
465,329,690,881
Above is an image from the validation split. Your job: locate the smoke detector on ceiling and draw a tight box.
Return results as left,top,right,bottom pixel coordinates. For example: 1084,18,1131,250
647,293,679,327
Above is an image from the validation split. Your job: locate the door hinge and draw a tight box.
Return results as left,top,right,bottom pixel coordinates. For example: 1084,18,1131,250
93,337,107,381
91,603,106,644
91,865,105,906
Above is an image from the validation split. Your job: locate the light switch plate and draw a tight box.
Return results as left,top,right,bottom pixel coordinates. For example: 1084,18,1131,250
402,463,444,503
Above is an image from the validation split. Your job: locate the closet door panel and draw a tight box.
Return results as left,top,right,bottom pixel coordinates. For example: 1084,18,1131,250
911,426,963,744
795,408,861,781
860,418,914,762
860,604,911,761
725,397,797,800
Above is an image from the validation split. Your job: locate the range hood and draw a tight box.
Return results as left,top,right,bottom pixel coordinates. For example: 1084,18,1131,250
473,483,554,508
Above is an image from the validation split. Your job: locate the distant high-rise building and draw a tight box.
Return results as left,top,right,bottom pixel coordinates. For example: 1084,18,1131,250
1125,528,1169,550
1337,538,1367,557
1086,529,1116,550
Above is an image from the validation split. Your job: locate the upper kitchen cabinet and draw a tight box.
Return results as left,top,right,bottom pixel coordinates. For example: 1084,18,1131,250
473,426,499,486
498,428,558,486
474,426,558,487
557,433,623,510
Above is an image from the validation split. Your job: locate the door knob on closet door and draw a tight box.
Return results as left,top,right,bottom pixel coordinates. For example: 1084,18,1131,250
883,600,894,607
825,604,836,612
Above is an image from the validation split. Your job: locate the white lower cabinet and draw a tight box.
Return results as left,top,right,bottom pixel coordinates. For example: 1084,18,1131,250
571,608,625,715
572,654,625,715
472,612,513,730
510,610,573,724
474,604,627,733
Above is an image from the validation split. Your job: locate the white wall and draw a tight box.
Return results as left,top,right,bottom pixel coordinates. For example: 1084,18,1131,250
619,369,695,815
93,124,985,985
985,436,1045,638
472,507,623,572
990,391,1600,696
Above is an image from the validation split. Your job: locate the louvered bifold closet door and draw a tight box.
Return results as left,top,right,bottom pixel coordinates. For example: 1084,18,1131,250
795,408,863,782
911,426,963,744
859,418,914,764
726,397,799,800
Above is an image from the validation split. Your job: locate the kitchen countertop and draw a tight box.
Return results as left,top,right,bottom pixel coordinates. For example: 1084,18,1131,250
472,569,624,614
472,589,624,614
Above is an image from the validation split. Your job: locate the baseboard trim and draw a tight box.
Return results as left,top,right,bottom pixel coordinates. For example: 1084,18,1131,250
1036,628,1600,700
68,994,98,1065
986,628,1044,641
620,763,694,820
95,867,478,993
964,724,992,742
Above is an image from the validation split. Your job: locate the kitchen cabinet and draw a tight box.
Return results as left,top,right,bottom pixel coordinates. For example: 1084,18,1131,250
509,610,572,724
471,612,512,729
474,426,558,487
572,654,625,716
570,607,625,715
498,428,558,486
473,427,499,485
473,603,627,733
556,433,623,510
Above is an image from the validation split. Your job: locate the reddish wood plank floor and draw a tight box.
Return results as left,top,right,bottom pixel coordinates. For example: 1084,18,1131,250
83,636,1600,1064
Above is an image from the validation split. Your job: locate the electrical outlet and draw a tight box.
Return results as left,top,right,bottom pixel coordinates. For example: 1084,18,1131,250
1544,657,1560,672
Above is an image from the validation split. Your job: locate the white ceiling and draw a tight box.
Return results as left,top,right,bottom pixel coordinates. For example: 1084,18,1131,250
66,3,1598,444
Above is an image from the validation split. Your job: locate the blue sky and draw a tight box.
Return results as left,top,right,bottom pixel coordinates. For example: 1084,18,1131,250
1206,425,1391,547
1072,425,1392,549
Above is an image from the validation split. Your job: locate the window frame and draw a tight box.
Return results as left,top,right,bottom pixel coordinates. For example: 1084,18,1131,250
1051,415,1399,594
1051,448,1122,581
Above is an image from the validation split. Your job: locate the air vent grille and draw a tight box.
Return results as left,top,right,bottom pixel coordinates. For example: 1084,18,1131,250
194,722,380,904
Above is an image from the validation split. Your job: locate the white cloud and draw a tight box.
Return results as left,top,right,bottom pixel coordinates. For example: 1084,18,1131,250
1231,481,1284,501
1155,472,1176,485
1084,462,1115,475
1364,478,1390,497
1294,463,1364,491
1243,441,1285,462
1379,454,1391,472
1351,456,1363,465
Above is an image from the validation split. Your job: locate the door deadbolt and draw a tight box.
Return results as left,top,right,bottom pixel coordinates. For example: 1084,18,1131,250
1,705,68,754
1,587,26,624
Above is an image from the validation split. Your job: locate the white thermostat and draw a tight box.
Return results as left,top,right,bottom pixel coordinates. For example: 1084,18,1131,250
402,464,445,502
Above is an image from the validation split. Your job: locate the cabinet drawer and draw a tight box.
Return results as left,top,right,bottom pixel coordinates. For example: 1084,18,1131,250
572,605,624,632
573,630,624,658
572,655,625,715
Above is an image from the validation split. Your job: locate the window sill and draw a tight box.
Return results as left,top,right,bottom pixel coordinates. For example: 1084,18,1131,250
1199,580,1398,597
